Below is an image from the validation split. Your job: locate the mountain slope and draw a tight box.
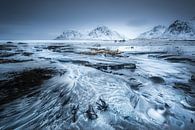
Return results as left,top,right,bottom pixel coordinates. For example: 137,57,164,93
55,30,83,40
137,20,195,40
138,25,166,39
55,26,125,40
163,20,195,40
88,26,125,40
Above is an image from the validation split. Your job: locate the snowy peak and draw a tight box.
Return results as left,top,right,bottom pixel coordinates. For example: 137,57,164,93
138,25,166,39
137,19,195,40
165,20,193,34
55,26,125,40
88,26,125,40
163,20,195,40
89,26,111,36
55,30,82,40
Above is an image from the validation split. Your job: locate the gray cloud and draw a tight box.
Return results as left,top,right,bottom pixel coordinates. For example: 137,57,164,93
0,0,194,39
127,18,151,27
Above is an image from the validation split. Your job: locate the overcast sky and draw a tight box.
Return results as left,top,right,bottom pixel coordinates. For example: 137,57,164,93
0,0,195,39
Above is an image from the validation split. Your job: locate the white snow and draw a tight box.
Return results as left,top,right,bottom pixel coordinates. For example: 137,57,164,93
55,26,126,41
0,40,195,129
137,20,195,40
138,25,166,39
55,30,83,40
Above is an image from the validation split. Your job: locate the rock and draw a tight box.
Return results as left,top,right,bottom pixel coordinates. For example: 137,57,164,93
165,103,170,108
61,97,71,106
123,63,136,69
129,78,142,90
86,48,121,56
71,105,79,123
191,74,195,81
18,42,27,45
0,44,17,51
0,59,33,64
149,76,165,84
93,43,101,47
174,83,191,92
180,96,195,111
0,68,55,106
96,63,136,71
6,41,13,43
22,52,33,56
96,98,108,111
85,105,98,120
185,96,195,107
0,52,19,57
47,45,74,53
164,56,194,63
114,40,126,43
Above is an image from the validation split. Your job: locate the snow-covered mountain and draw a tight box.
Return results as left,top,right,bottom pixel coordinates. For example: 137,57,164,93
138,25,166,39
88,26,125,40
55,26,126,40
163,20,195,40
55,30,83,40
137,20,195,40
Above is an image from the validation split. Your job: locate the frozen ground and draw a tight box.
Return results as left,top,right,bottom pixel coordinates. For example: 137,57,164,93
0,40,195,130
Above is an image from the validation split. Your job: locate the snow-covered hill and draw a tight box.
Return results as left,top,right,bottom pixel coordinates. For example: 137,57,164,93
138,25,166,39
137,20,195,40
163,20,195,40
88,26,125,40
55,30,83,40
55,26,125,40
